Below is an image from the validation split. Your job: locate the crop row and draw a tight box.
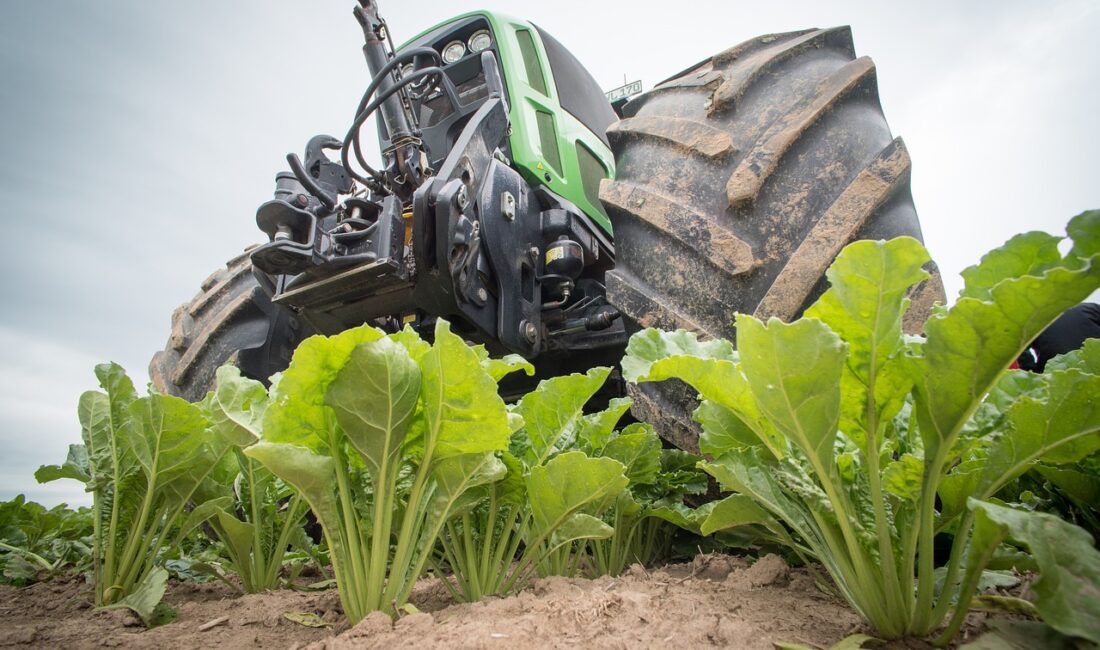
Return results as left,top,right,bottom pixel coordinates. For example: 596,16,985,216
5,211,1099,647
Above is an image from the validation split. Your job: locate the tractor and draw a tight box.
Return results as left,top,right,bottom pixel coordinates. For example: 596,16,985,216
150,1,943,450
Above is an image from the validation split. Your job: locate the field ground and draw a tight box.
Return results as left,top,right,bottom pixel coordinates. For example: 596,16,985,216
0,553,993,649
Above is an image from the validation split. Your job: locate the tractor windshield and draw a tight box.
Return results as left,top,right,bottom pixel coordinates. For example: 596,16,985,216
532,25,617,146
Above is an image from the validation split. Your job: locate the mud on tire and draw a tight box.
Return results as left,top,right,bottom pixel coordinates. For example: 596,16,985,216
149,247,304,403
600,27,944,451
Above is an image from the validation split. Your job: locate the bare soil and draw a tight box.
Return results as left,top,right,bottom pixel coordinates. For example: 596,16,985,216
0,553,977,649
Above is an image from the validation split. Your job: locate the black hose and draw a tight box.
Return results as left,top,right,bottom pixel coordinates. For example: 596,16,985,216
352,47,440,117
339,47,441,185
341,66,446,186
286,152,337,211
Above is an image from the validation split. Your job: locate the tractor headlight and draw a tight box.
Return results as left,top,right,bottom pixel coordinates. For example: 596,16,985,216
442,40,466,64
468,30,492,53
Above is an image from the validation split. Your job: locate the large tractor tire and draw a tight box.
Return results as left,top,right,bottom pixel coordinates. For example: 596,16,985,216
149,247,305,403
600,27,945,451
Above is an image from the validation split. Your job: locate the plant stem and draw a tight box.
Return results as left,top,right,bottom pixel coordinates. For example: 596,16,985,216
247,460,267,588
264,493,306,589
331,438,368,622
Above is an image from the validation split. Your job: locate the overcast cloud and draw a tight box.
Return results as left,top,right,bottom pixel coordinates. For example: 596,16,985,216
2,1,1097,507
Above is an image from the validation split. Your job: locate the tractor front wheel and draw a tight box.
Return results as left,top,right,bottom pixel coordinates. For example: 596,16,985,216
601,27,944,450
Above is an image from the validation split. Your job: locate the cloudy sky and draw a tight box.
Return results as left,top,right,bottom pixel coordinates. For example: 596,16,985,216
2,1,1097,507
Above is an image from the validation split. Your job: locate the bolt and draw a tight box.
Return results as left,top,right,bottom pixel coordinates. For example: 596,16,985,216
477,287,488,302
520,320,538,344
456,184,468,210
295,194,309,208
502,192,515,221
274,225,293,241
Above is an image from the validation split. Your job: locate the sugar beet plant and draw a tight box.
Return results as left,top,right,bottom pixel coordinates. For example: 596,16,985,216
37,364,228,623
192,366,312,592
624,212,1100,644
243,320,535,623
433,368,633,601
582,422,709,578
433,366,704,599
0,494,93,585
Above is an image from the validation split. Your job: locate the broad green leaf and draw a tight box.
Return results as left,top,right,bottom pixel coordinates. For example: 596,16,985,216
209,365,268,447
549,513,613,548
882,454,923,502
938,461,982,523
526,452,628,545
122,394,214,490
82,364,138,491
101,565,169,627
174,496,233,544
913,225,1100,458
577,396,632,453
518,367,610,465
967,499,1100,643
496,452,527,507
428,452,507,521
943,367,1100,522
482,353,535,382
694,400,764,456
805,237,927,395
1044,338,1100,375
95,362,137,434
1004,370,1100,465
700,494,777,536
599,424,661,486
621,327,735,383
214,508,256,568
325,337,420,481
1067,210,1100,263
388,326,431,362
699,452,819,547
625,329,787,458
421,320,511,459
661,447,704,473
263,325,385,451
959,231,1062,301
734,314,846,475
649,501,715,535
243,442,340,538
35,444,90,484
613,489,643,517
1035,464,1100,505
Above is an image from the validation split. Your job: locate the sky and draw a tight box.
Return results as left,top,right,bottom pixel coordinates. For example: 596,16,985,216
2,1,1097,507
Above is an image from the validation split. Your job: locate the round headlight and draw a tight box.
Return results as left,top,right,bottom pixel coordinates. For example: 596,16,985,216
441,40,466,64
468,30,492,53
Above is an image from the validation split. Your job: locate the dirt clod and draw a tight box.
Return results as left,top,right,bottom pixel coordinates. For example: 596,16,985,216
727,553,791,589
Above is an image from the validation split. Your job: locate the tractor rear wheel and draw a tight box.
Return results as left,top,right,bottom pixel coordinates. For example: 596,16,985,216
600,27,944,451
149,248,305,402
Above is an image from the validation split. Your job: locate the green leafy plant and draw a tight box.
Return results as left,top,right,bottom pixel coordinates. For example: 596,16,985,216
433,368,630,601
36,364,226,624
0,495,93,585
243,320,523,623
185,365,312,592
584,423,708,577
623,211,1100,643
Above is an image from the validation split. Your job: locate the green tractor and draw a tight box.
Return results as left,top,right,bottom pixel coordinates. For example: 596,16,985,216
150,1,943,450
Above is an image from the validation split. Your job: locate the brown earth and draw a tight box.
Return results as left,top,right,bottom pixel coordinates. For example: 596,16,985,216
0,554,989,649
